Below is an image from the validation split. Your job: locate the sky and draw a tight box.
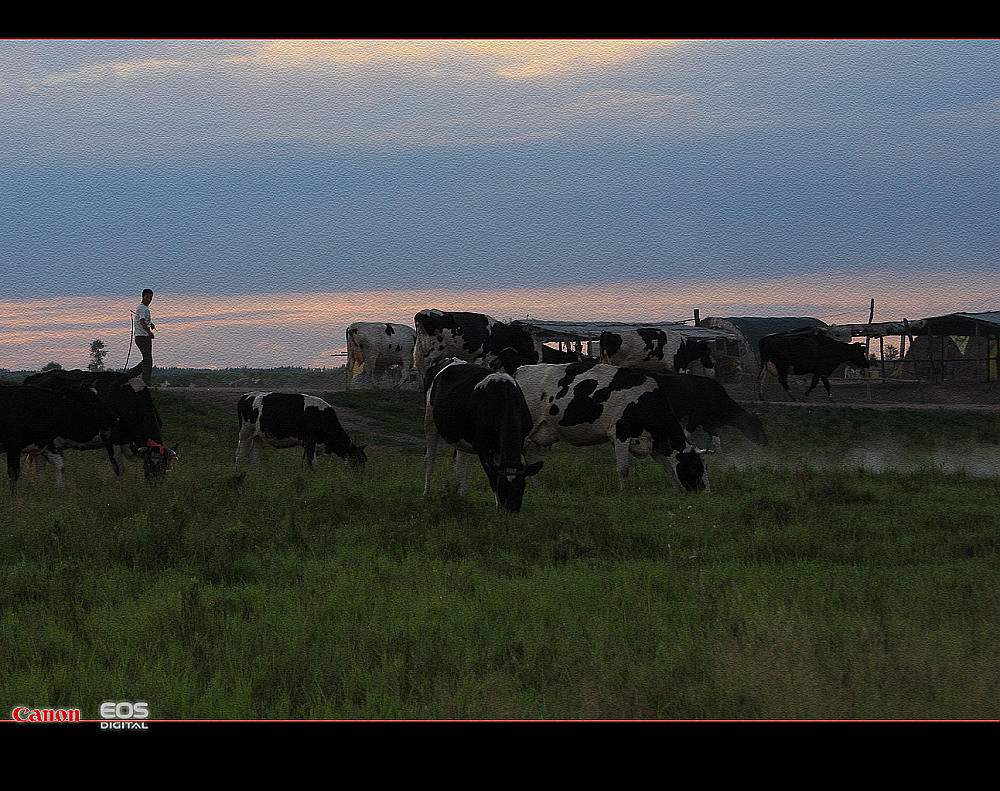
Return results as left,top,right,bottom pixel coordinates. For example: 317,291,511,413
0,39,997,370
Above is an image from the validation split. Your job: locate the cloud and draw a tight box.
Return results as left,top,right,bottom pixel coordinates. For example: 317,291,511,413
248,39,677,80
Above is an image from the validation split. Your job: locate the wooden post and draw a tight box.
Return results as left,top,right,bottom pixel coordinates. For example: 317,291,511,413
879,335,886,378
693,309,701,327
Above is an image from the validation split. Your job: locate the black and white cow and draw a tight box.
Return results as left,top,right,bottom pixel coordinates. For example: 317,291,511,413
0,384,119,489
600,328,715,374
757,328,870,401
412,310,538,383
423,359,542,512
345,322,417,389
236,392,367,471
23,365,176,479
648,372,769,449
514,362,711,493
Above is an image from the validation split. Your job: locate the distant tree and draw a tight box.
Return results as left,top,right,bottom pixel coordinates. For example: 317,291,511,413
41,361,62,372
88,339,108,371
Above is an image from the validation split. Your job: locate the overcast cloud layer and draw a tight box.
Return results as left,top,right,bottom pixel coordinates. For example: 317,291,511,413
1,40,997,368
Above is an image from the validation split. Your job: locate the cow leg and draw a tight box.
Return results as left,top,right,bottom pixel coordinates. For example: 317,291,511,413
523,439,544,487
822,376,833,401
303,440,317,469
423,410,440,497
612,440,632,491
777,371,798,401
105,442,122,476
6,449,22,492
651,451,685,492
41,449,66,487
112,445,127,474
756,365,768,401
454,449,471,495
249,437,263,470
397,356,412,390
235,427,253,468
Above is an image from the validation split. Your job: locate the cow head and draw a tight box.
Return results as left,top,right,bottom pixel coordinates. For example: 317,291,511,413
137,440,178,479
846,342,871,369
488,458,544,513
344,443,368,470
672,446,711,492
675,339,715,373
484,322,538,375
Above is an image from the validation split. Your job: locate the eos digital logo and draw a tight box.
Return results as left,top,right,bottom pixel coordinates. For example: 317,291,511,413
99,701,150,730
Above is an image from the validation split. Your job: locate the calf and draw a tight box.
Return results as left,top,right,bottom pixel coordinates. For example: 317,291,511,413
600,328,715,374
412,310,538,383
345,321,417,389
649,372,768,449
0,384,118,489
236,392,367,471
514,362,710,493
423,359,542,512
24,365,176,478
757,329,870,401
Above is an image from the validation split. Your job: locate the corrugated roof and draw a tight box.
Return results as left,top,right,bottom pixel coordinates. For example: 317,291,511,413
510,319,738,342
704,316,828,351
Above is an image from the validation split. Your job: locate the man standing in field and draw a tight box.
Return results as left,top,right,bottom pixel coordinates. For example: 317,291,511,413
134,288,156,385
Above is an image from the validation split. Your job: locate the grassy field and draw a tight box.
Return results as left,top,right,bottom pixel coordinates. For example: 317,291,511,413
1,388,999,719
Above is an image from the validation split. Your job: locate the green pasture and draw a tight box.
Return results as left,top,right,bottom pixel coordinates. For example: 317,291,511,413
1,388,998,719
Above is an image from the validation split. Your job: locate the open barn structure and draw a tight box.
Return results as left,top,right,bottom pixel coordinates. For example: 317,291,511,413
829,311,1000,384
508,318,740,375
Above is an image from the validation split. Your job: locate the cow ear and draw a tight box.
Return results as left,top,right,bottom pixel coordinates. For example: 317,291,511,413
524,461,543,476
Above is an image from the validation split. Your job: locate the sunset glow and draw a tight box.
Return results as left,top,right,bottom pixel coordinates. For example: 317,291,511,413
1,270,992,371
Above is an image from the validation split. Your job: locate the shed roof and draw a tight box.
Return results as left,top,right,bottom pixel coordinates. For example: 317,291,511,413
701,316,827,351
835,311,1000,337
509,319,738,343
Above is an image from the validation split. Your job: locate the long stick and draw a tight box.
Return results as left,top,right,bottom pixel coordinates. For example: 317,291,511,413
123,311,135,371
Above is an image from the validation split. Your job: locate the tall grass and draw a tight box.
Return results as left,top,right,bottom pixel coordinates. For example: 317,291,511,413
1,390,998,719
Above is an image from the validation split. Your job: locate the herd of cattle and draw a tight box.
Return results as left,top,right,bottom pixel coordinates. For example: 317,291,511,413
0,309,872,511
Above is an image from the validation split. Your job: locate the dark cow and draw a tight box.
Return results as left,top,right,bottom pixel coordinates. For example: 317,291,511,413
345,321,417,389
649,372,769,449
236,392,367,471
536,343,589,364
757,328,870,401
22,365,176,479
600,328,715,374
514,362,711,493
422,359,542,512
0,384,118,490
413,310,538,383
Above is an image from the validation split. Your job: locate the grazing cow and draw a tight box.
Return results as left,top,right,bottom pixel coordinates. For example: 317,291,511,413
23,364,177,478
757,328,870,401
649,372,769,449
423,359,542,512
0,384,118,489
600,328,715,374
236,392,367,471
514,362,711,493
412,310,538,383
345,322,417,389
